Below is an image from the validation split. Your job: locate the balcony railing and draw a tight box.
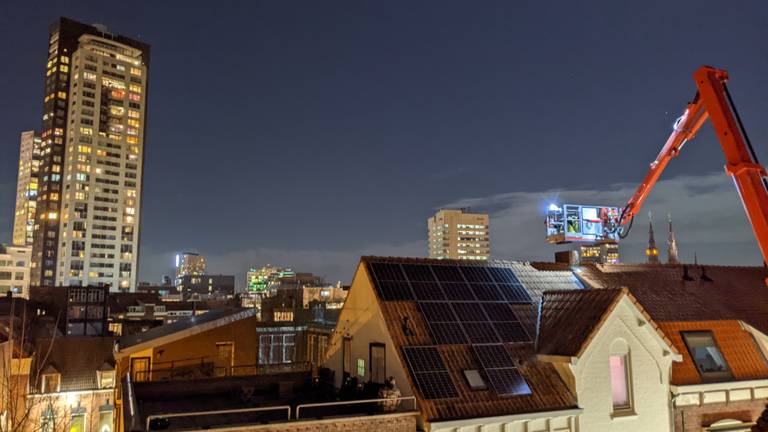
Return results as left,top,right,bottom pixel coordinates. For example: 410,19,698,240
131,356,312,382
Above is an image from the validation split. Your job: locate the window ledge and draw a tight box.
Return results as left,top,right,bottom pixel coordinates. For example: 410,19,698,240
610,411,638,421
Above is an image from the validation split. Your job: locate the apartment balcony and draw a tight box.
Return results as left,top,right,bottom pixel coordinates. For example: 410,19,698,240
123,367,419,431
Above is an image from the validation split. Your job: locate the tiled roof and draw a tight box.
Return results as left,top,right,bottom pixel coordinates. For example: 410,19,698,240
508,262,583,301
360,256,577,423
576,264,768,333
538,289,624,357
659,320,768,386
33,336,116,392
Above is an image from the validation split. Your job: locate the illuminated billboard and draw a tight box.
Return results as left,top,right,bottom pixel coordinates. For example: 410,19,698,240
546,204,620,244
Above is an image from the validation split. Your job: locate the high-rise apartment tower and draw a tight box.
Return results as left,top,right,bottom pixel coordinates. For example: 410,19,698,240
428,209,490,260
13,131,42,246
29,17,150,291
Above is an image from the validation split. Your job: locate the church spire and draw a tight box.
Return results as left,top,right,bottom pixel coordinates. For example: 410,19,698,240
646,211,660,264
668,214,679,264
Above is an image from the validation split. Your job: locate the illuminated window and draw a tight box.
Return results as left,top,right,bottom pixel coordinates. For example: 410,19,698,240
129,93,141,102
126,136,139,144
127,110,140,118
130,67,142,76
41,372,60,393
129,84,141,93
98,370,115,388
57,91,67,99
357,358,365,377
127,119,140,127
610,355,631,412
79,127,92,136
60,64,69,73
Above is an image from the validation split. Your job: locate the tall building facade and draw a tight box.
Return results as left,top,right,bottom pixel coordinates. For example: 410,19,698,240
428,209,490,260
29,18,150,291
13,131,42,246
175,252,206,278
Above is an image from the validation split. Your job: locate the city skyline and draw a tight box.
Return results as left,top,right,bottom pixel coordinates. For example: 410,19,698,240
2,2,768,285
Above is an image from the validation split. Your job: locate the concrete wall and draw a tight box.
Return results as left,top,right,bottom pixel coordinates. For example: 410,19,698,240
568,297,675,432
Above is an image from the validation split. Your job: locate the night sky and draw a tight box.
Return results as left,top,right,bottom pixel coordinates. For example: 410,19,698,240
2,1,768,287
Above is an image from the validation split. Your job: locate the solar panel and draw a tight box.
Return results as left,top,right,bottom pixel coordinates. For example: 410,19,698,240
496,283,532,303
451,302,489,322
493,321,530,343
430,265,466,283
410,281,446,301
471,343,531,396
369,262,406,281
375,280,414,301
402,264,437,282
463,322,501,344
402,346,459,399
429,322,468,344
485,368,531,396
481,303,517,321
419,302,457,322
470,283,505,301
472,344,514,368
439,282,477,301
413,371,460,399
487,267,523,285
459,266,494,283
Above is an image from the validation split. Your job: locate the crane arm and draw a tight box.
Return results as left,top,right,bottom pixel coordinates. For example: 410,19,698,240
616,66,768,265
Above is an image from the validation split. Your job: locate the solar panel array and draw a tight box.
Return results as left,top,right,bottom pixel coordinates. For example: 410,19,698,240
472,344,531,396
401,346,459,400
370,260,534,398
368,261,531,344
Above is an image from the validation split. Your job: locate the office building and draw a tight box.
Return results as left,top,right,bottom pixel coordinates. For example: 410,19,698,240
428,208,490,260
0,244,32,298
28,17,150,291
175,274,235,300
12,131,42,246
175,252,206,278
246,265,293,292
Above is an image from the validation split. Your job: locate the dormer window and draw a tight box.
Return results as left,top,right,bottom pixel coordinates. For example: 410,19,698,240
41,373,60,393
98,370,115,389
682,331,733,381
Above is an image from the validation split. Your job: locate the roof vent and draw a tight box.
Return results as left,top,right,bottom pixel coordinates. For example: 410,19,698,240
682,265,694,282
463,369,487,390
700,266,713,282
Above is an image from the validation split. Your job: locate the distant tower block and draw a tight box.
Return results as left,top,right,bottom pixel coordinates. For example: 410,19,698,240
646,212,660,264
668,214,679,264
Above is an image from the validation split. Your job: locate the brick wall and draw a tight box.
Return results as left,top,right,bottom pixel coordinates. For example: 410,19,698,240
675,399,768,431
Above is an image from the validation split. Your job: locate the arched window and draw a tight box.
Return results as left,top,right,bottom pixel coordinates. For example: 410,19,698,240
609,339,634,414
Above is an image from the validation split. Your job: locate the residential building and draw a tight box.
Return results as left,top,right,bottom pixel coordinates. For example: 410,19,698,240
12,131,42,246
326,257,581,431
538,288,680,432
29,17,150,291
0,244,32,298
575,263,768,431
174,274,235,300
174,252,205,279
428,208,490,260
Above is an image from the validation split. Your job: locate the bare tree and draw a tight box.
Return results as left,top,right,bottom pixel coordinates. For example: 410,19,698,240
0,297,70,432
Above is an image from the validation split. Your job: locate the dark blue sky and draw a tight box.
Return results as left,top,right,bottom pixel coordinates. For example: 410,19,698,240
2,1,768,285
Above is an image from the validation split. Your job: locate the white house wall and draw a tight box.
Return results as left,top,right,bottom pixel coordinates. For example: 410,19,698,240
570,296,675,432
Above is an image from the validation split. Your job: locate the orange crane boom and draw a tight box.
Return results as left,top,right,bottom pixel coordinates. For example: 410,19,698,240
616,66,768,265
